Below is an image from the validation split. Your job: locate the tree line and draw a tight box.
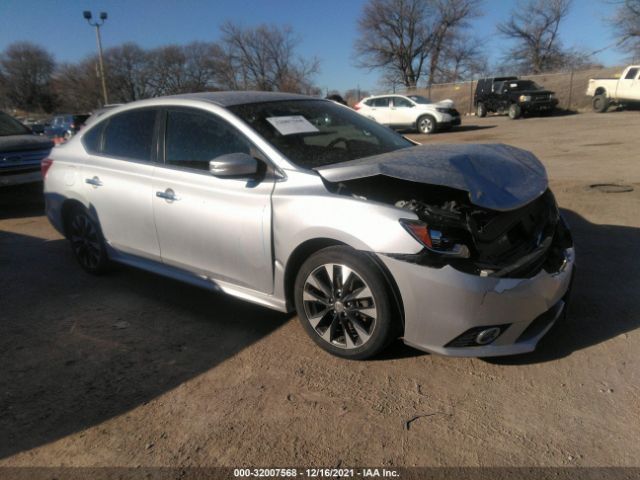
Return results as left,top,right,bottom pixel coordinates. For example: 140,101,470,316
1,0,639,113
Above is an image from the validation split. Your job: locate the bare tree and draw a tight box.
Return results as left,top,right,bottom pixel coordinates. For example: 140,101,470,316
354,0,480,88
611,0,640,60
217,22,320,93
0,42,56,112
52,59,103,111
104,43,152,102
497,0,580,73
436,36,488,82
427,0,482,85
354,0,435,88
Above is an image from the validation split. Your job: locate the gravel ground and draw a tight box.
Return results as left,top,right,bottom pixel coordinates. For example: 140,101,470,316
1,111,639,470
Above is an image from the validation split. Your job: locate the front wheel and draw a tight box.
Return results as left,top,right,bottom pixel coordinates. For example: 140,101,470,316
294,246,398,360
66,206,110,274
417,115,437,134
508,103,522,119
476,102,487,117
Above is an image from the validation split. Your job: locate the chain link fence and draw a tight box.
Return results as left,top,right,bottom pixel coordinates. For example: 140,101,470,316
388,66,625,114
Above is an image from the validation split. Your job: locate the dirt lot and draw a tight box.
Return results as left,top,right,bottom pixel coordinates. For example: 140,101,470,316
1,111,639,471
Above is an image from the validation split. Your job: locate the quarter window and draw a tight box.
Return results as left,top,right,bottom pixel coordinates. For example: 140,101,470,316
101,109,157,162
165,110,251,171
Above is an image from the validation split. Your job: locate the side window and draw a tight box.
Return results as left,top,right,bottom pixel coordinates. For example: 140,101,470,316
102,109,157,162
165,109,251,171
624,68,639,80
372,97,390,108
393,97,413,107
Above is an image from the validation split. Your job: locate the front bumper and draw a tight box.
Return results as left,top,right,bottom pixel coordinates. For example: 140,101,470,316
521,98,559,111
438,113,462,127
379,248,575,357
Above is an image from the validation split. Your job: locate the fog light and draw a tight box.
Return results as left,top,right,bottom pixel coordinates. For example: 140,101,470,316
475,327,502,345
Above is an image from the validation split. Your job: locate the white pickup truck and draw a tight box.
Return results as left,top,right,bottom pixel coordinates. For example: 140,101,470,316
586,65,640,112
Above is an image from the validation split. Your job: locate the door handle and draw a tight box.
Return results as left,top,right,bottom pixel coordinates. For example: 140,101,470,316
85,176,103,187
156,188,180,201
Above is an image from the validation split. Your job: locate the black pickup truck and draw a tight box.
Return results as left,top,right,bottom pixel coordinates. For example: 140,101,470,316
474,77,559,119
1,111,54,187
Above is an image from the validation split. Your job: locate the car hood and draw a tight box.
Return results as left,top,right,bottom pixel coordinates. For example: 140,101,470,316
314,144,548,211
0,134,54,152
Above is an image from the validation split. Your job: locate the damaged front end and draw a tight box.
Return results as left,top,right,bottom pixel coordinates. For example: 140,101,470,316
318,146,573,279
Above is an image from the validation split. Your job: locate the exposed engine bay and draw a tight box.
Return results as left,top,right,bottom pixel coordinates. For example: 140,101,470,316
326,176,573,278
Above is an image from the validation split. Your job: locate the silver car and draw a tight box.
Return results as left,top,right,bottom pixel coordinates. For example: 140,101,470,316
43,92,575,359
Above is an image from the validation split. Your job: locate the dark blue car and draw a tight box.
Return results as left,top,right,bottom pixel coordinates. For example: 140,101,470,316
0,112,54,187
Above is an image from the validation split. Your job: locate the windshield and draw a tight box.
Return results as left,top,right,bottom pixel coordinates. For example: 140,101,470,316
507,81,543,91
0,112,31,136
229,100,412,168
407,95,432,104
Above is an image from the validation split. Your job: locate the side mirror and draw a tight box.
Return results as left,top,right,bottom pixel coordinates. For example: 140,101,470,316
209,152,259,177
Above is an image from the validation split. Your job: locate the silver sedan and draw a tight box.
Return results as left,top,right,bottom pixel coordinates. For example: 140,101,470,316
43,92,575,359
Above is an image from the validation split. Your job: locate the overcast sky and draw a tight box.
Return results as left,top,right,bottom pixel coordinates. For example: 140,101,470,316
0,0,627,93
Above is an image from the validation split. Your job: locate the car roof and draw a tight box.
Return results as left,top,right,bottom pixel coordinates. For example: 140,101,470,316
159,91,315,107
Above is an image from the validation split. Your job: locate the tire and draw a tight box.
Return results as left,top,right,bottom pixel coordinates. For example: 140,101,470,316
476,102,487,118
65,205,110,274
294,246,397,360
417,115,437,134
508,103,522,119
593,94,609,113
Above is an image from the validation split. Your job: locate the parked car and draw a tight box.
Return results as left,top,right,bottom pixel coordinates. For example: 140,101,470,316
44,114,90,139
0,111,54,187
43,92,574,359
474,77,558,119
586,65,640,112
354,94,461,134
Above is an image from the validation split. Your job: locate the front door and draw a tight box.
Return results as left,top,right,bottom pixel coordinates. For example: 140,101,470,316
152,108,274,293
617,67,640,101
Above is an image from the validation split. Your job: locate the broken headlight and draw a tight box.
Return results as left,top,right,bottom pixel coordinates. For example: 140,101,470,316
400,219,470,258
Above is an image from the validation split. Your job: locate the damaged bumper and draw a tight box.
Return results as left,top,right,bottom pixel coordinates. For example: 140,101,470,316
378,247,575,357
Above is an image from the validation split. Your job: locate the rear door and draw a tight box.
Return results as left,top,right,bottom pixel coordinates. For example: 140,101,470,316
152,107,274,293
81,108,161,260
366,97,392,124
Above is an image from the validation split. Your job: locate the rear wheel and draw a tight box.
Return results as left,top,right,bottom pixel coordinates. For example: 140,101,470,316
294,246,397,359
417,115,437,134
593,94,609,113
508,103,522,119
66,206,110,274
476,102,487,117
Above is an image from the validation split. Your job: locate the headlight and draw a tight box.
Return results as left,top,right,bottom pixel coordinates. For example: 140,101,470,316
435,107,449,113
400,219,470,258
518,95,532,102
549,93,555,99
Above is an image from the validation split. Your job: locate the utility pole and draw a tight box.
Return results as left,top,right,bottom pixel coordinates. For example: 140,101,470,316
83,11,109,105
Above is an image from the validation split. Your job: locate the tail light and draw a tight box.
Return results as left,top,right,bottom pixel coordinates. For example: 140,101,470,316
41,157,53,179
353,103,362,111
70,123,76,129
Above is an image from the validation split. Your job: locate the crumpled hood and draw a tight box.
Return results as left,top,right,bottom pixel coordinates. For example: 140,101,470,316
315,143,548,211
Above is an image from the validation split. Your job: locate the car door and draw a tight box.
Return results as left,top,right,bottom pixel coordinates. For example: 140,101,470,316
617,67,640,101
81,108,161,260
366,97,391,124
152,107,274,294
389,96,416,127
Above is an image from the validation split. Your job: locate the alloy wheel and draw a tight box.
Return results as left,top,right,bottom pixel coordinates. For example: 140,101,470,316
419,117,434,133
302,263,377,349
70,212,102,270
